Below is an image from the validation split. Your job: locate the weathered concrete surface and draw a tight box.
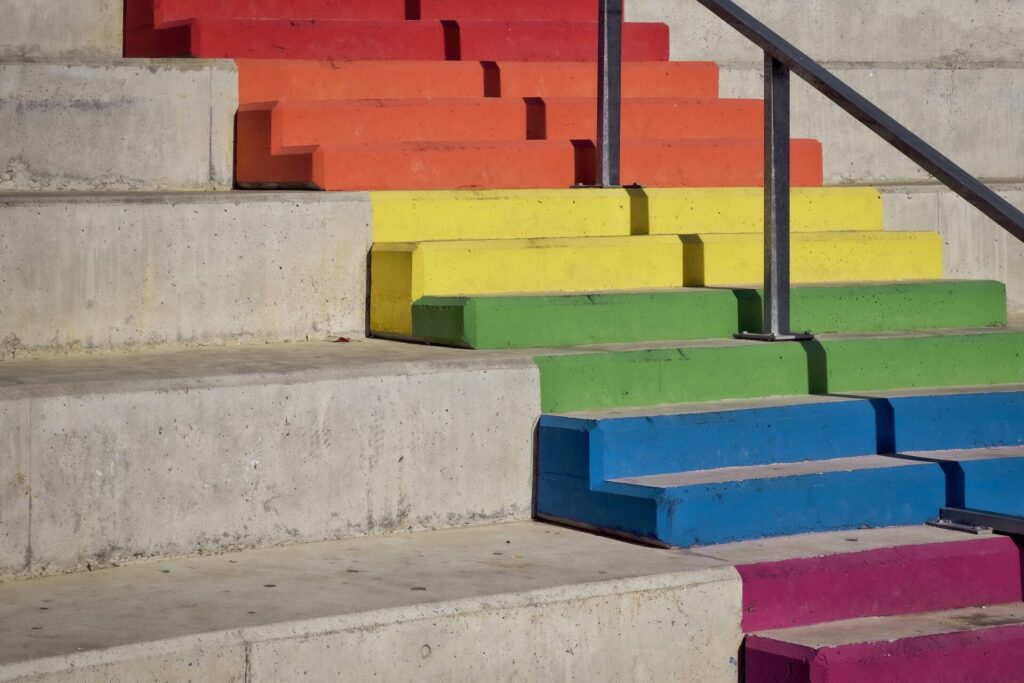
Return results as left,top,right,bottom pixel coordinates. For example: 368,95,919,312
882,184,1024,313
0,522,742,683
0,62,236,191
0,341,539,579
628,0,1024,65
0,401,30,576
0,192,371,359
719,66,1024,185
0,1,122,62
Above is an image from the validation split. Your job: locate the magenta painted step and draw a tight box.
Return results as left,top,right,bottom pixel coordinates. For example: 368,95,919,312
738,537,1024,631
745,604,1024,683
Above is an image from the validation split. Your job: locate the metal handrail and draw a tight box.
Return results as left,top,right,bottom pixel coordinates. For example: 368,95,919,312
596,0,1024,340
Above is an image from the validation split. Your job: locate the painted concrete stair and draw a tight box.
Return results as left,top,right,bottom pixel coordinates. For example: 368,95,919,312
745,604,1024,682
369,233,942,337
411,281,1008,349
237,97,765,147
536,330,1024,412
537,387,1024,545
236,60,721,103
126,0,669,61
738,536,1024,682
237,137,824,191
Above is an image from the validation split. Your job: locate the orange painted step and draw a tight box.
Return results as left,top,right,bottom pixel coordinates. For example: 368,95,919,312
455,21,669,62
236,60,719,104
492,62,718,98
236,139,823,191
238,100,529,147
237,61,489,104
238,97,765,147
237,140,578,191
418,0,599,21
538,98,763,140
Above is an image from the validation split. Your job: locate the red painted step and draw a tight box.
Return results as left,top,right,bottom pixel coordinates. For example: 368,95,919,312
236,137,823,191
150,0,408,22
419,0,599,21
738,536,1024,632
236,60,719,104
745,604,1024,683
192,20,449,60
456,21,669,62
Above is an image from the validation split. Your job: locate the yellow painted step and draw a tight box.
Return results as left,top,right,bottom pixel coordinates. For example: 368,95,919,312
371,187,884,243
682,231,944,286
371,236,684,336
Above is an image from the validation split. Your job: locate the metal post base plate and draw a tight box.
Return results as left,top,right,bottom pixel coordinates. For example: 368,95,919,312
734,332,815,342
927,518,995,536
929,507,1024,537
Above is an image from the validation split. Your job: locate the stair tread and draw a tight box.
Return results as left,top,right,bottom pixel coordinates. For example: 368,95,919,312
555,382,1024,420
610,446,1024,489
753,603,1024,647
0,522,718,670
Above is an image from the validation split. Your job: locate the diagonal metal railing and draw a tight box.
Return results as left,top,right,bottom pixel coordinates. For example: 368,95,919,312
594,0,1024,342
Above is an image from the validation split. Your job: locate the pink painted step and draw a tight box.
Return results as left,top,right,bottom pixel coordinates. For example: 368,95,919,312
745,604,1024,683
738,536,1024,632
151,0,409,22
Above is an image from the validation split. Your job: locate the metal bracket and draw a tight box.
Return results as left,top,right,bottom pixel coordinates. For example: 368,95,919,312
735,332,815,342
929,507,1024,537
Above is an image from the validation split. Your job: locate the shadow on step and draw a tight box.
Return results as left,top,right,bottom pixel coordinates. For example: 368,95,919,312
799,339,969,509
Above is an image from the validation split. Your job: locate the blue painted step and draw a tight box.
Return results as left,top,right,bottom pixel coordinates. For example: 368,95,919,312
537,388,1024,547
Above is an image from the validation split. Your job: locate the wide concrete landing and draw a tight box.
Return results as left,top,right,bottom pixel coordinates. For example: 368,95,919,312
0,340,539,580
0,522,740,683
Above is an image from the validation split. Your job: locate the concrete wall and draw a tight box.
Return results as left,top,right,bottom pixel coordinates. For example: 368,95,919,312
0,342,539,579
628,0,1024,65
0,61,235,191
0,193,371,359
0,0,123,62
883,184,1024,314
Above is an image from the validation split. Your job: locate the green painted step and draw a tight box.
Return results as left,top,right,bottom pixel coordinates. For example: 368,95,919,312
411,281,1008,349
536,329,1024,413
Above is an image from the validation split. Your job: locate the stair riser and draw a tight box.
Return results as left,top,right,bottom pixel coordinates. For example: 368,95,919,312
537,333,1024,412
261,100,765,147
370,187,884,243
236,61,720,104
128,19,669,62
410,281,1007,349
738,537,1024,631
238,139,823,191
745,626,1024,683
539,456,1024,548
540,390,1024,482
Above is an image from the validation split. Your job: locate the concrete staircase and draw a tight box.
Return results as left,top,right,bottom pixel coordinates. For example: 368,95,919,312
2,0,1024,681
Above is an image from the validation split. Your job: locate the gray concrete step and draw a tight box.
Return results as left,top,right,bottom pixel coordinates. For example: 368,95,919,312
0,61,236,191
0,340,540,580
0,522,976,682
0,191,370,360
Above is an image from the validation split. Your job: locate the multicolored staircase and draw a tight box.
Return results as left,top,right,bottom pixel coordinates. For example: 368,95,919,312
121,1,1024,680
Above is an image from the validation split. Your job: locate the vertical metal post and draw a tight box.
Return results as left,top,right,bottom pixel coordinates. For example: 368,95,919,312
736,53,812,341
596,0,622,187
